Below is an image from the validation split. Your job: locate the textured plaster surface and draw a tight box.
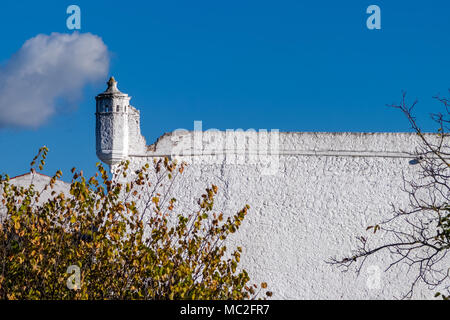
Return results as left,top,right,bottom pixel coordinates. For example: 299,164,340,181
95,81,448,299
0,173,70,221
119,132,447,299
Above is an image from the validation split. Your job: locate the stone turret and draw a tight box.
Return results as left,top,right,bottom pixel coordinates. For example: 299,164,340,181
95,77,146,166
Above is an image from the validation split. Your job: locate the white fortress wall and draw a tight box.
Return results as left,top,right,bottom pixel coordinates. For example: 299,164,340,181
123,130,437,299
95,78,449,299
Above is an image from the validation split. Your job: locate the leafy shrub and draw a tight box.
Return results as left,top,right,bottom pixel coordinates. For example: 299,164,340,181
0,147,271,300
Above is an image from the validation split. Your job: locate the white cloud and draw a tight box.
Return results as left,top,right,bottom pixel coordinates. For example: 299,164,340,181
0,32,110,128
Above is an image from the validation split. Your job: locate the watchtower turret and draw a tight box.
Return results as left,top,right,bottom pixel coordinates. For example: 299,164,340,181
95,76,148,166
95,77,131,166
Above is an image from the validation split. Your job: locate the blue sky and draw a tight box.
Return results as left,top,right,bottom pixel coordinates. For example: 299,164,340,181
0,0,449,179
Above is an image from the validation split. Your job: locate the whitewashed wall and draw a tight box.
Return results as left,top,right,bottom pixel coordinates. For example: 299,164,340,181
0,173,70,223
95,80,448,299
118,131,448,299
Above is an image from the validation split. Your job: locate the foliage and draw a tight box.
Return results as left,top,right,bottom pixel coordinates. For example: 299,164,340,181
330,91,450,299
0,147,271,300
